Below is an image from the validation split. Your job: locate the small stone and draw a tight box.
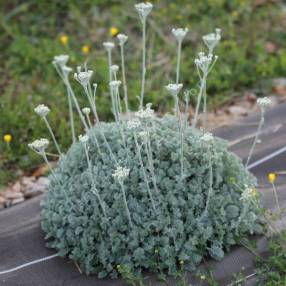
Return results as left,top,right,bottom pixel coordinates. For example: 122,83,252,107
24,177,49,199
227,105,248,116
272,78,286,96
3,191,24,200
21,176,36,186
11,182,22,193
11,197,25,205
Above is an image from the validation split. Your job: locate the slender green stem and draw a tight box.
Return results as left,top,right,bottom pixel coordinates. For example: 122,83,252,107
41,151,60,185
86,115,102,156
84,144,107,217
139,19,146,109
66,86,76,143
192,75,206,129
120,44,129,114
176,40,182,84
134,133,156,212
43,117,62,155
245,111,265,167
271,182,281,215
119,182,132,225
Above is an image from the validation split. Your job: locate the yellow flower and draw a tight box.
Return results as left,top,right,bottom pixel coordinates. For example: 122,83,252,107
4,134,12,143
110,26,119,37
82,45,91,55
232,11,239,18
268,173,276,184
60,34,69,45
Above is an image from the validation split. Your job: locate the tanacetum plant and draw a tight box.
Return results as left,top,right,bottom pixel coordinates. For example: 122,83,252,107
29,2,265,278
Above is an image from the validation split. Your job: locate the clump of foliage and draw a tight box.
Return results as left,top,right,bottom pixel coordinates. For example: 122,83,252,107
1,0,286,185
32,2,264,278
42,115,261,277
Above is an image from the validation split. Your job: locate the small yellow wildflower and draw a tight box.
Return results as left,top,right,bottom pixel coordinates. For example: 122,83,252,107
110,26,119,37
4,134,12,143
268,173,276,184
232,11,239,18
82,45,91,55
60,34,69,45
200,275,206,280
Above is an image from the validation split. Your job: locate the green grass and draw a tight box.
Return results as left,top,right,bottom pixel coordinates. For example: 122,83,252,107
1,0,286,185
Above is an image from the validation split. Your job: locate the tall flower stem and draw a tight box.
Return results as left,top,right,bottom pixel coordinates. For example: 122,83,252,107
85,115,102,156
119,182,132,225
176,40,182,84
245,110,265,167
134,133,156,212
139,19,147,109
42,117,62,155
120,44,129,114
192,75,206,129
41,151,60,185
83,144,107,218
271,182,281,215
66,87,76,143
204,146,213,213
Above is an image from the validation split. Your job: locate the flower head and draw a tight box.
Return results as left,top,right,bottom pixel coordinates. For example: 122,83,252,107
117,33,128,46
62,66,73,76
127,119,141,130
4,134,12,143
110,26,119,37
112,166,130,182
82,107,91,115
201,132,214,142
194,52,214,74
59,34,68,45
74,70,93,88
53,55,69,68
34,104,50,117
82,45,91,55
135,2,153,22
257,97,271,110
111,65,119,73
268,173,276,184
103,42,115,51
28,138,49,153
172,28,188,42
78,134,89,144
165,83,183,97
202,29,221,52
109,80,122,91
135,103,154,119
240,186,257,201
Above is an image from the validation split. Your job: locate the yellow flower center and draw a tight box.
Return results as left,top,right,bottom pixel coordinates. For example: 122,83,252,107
268,173,276,183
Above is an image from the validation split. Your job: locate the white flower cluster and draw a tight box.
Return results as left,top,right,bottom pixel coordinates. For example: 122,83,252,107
78,134,89,143
135,2,153,21
28,138,49,153
240,186,256,201
202,28,221,52
111,65,119,73
74,70,93,87
53,55,69,68
165,83,183,97
135,103,154,119
109,80,122,90
257,97,271,110
112,166,130,181
82,107,91,115
201,132,214,142
117,34,128,46
34,104,50,117
127,119,141,130
195,52,216,74
172,28,188,42
103,42,115,51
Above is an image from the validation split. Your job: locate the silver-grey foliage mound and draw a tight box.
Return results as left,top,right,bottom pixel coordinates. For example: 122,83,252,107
41,115,262,278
